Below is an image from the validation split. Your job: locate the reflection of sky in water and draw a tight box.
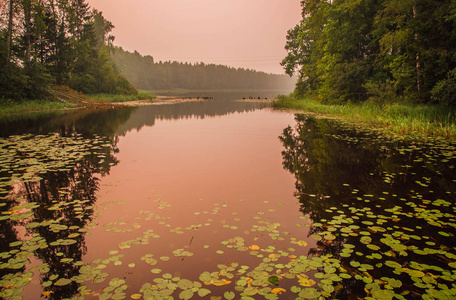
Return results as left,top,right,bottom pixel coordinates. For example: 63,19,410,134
84,109,302,292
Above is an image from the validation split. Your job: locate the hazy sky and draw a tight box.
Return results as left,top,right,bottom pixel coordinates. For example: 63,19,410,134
86,0,302,74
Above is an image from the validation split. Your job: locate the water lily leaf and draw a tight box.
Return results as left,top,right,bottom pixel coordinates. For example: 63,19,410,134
249,245,260,250
179,290,194,300
310,234,322,241
372,289,395,299
425,289,449,299
198,288,211,297
9,241,23,247
406,269,425,278
297,275,316,287
224,291,235,300
299,288,321,299
360,236,372,244
178,279,193,290
438,231,450,237
210,279,231,286
112,293,126,300
267,276,279,286
244,287,258,296
271,288,286,295
54,278,72,286
43,281,53,287
131,294,142,299
199,272,212,282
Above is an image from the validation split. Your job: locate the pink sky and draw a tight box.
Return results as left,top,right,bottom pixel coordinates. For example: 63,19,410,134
86,0,302,74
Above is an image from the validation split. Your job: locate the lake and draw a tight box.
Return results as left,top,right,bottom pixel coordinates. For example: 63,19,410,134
1,92,456,300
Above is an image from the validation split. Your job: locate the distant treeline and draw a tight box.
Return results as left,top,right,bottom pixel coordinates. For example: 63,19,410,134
111,47,295,91
283,0,456,105
0,0,137,101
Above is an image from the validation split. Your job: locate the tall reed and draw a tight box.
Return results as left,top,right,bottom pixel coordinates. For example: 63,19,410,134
273,95,456,138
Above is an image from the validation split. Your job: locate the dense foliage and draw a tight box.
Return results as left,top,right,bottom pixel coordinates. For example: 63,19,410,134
282,0,456,104
111,47,296,91
0,0,137,102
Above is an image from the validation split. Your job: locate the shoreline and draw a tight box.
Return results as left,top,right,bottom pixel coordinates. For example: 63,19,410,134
112,95,208,107
0,95,211,116
273,95,456,139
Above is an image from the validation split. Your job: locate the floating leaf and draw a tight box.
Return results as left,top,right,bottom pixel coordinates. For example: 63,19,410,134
310,234,322,241
299,288,320,299
198,288,211,297
54,278,72,286
224,291,235,300
297,275,316,287
271,288,286,295
249,245,260,250
267,276,279,286
178,279,193,290
179,290,193,300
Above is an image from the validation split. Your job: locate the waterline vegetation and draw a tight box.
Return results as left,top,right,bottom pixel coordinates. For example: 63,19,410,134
0,86,155,116
273,95,456,138
87,93,156,103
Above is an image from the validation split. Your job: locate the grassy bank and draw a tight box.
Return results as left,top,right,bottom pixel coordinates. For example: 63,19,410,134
87,92,155,103
273,95,456,138
0,99,78,115
0,89,156,116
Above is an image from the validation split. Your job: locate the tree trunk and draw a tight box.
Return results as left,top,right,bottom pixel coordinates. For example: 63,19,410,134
412,1,421,93
23,0,32,65
6,0,14,65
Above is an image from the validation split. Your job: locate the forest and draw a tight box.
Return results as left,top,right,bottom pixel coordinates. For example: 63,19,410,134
282,0,456,105
0,0,138,101
0,0,294,103
110,47,295,91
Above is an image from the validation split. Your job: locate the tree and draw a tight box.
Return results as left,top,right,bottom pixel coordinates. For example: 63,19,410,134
0,0,138,100
283,0,456,104
281,0,331,96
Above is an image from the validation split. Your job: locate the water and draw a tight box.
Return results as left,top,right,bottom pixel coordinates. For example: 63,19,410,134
1,93,456,300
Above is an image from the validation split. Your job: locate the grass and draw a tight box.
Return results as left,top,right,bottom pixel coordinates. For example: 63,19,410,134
273,94,456,138
0,87,156,116
87,92,156,103
0,99,77,115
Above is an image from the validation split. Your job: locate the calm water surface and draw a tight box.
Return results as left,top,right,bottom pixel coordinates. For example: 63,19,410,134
1,93,456,299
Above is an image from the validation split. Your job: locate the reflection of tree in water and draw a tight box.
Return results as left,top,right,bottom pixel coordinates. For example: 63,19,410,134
0,107,136,139
279,115,456,299
280,114,384,213
1,133,115,299
115,98,270,135
0,192,25,283
0,107,130,299
29,148,114,299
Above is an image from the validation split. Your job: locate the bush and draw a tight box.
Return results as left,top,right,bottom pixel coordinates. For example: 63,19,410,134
364,79,398,104
0,63,27,101
68,73,97,94
431,68,456,105
23,61,53,99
